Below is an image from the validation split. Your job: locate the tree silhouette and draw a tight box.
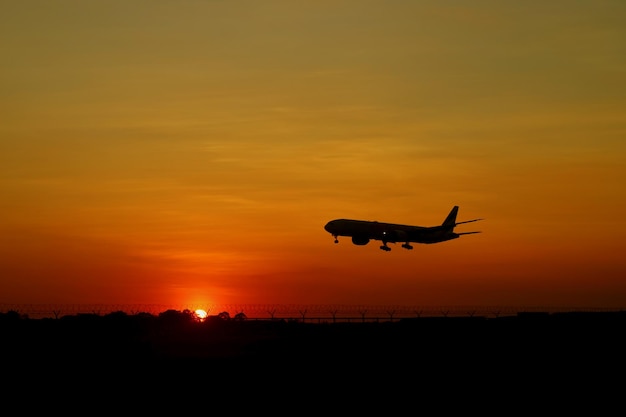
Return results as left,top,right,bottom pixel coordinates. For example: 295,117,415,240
217,311,231,321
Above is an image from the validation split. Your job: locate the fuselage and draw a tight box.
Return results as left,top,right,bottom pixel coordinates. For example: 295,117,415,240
324,219,459,245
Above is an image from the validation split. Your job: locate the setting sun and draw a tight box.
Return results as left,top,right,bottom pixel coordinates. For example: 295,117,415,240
195,309,208,320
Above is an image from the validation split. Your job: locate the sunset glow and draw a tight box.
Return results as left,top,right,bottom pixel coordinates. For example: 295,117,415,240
1,1,625,311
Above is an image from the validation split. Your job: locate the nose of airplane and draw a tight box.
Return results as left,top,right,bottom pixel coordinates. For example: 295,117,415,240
324,221,334,233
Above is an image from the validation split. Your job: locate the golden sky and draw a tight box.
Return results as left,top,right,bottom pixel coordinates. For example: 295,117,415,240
1,1,625,311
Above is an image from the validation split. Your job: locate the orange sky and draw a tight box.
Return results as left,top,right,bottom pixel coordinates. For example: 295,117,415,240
1,1,625,313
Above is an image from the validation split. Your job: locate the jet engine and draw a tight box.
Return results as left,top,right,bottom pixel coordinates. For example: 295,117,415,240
351,236,370,245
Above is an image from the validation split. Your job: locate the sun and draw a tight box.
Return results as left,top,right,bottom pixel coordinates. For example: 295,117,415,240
195,309,208,320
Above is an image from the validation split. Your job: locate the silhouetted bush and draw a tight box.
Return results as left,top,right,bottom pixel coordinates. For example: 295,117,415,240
158,309,191,322
0,310,27,321
217,311,231,320
233,312,247,321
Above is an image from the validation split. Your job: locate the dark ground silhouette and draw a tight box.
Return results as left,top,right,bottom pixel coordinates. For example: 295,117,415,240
3,309,624,409
3,309,625,363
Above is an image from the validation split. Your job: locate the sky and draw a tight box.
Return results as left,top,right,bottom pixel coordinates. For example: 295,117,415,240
1,0,625,314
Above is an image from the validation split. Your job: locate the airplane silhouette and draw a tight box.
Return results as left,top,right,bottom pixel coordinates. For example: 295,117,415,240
324,206,482,251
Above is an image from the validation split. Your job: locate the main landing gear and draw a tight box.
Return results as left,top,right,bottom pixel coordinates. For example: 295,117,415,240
380,242,414,251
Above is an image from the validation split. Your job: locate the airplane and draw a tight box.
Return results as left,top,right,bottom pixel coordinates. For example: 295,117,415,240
324,205,482,251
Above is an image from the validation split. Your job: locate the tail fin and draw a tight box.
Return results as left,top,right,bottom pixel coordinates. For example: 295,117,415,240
442,206,459,228
442,205,483,228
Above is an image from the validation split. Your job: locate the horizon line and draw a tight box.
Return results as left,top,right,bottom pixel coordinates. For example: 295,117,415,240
2,303,624,320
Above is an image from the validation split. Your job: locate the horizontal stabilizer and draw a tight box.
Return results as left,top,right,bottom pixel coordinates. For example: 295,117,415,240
455,218,483,225
457,231,481,235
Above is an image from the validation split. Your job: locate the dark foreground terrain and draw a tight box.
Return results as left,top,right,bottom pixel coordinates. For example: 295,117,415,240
3,309,625,363
2,309,625,409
